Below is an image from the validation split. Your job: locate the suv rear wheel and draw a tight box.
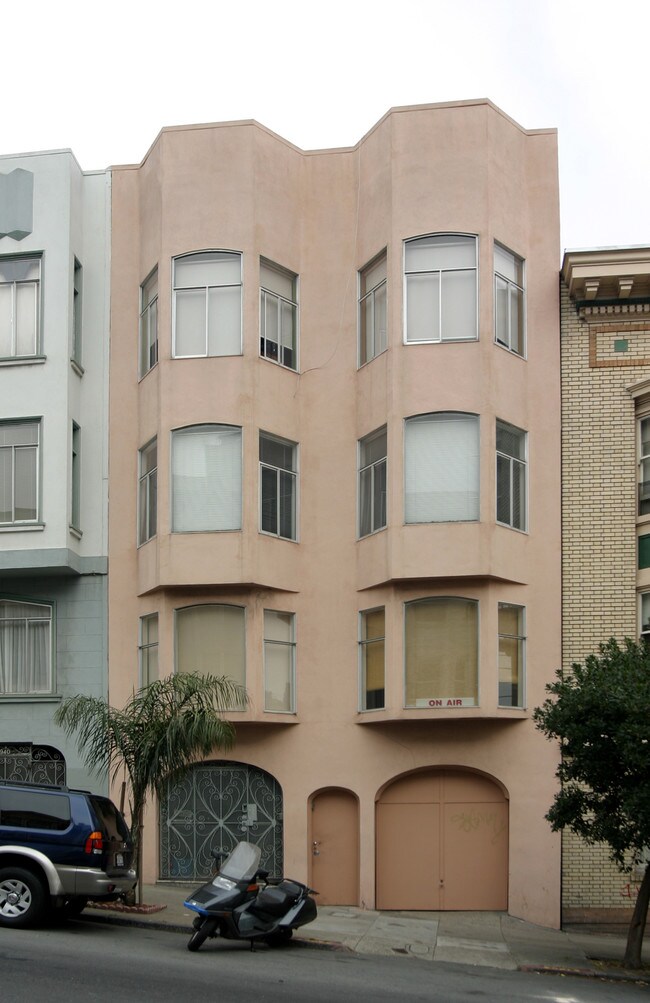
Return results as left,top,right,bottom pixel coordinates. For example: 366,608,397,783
0,868,46,928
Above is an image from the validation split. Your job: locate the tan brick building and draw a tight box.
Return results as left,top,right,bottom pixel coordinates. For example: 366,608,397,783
561,248,650,922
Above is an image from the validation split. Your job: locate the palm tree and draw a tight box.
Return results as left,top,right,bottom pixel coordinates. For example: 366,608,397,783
55,672,247,902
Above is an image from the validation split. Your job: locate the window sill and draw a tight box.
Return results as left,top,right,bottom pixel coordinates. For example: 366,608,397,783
0,694,61,704
69,525,83,539
0,355,46,367
495,339,526,360
259,530,299,544
0,522,44,533
70,358,84,377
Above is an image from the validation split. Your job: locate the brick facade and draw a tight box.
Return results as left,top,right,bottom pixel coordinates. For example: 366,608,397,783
560,268,650,923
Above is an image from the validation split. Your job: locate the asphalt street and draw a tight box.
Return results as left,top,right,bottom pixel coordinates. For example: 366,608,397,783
1,919,648,1003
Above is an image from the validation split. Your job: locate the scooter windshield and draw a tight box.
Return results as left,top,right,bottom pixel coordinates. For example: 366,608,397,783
219,841,262,882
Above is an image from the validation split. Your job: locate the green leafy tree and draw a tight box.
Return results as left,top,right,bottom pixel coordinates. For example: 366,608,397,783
55,672,247,902
533,638,650,969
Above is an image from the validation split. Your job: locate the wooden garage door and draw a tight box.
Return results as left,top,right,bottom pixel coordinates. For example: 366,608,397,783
376,769,508,910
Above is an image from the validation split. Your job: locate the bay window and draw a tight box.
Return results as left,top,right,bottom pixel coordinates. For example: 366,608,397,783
405,412,479,523
494,243,525,356
404,597,478,708
404,234,477,343
175,604,245,695
173,251,241,358
359,251,387,365
498,603,525,707
358,427,387,537
496,419,527,531
264,610,295,713
260,260,298,370
359,608,385,710
172,424,242,532
259,432,297,540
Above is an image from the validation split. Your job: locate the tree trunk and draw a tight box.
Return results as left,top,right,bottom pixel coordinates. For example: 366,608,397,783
623,863,650,969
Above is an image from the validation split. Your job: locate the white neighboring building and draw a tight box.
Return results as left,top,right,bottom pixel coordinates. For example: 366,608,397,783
0,151,110,789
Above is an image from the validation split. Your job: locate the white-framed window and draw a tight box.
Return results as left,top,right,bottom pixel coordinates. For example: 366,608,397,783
640,592,650,641
359,607,385,711
172,424,242,533
494,243,525,356
259,432,297,540
0,256,41,359
138,438,157,545
498,603,525,708
139,613,159,687
404,234,477,343
260,260,298,370
496,419,527,531
405,412,479,523
638,416,650,516
0,599,52,695
404,597,478,708
71,422,81,532
359,250,387,366
358,427,387,537
175,604,246,698
72,258,83,368
173,251,242,358
0,420,40,525
139,267,158,377
264,610,295,713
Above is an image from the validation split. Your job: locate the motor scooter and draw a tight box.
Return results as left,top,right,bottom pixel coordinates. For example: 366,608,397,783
183,840,318,952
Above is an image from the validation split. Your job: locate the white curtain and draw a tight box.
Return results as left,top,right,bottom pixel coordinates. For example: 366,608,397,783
172,425,242,532
405,413,479,523
0,602,51,694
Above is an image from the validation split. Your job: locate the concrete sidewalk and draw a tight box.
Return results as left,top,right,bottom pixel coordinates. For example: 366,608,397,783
84,883,650,982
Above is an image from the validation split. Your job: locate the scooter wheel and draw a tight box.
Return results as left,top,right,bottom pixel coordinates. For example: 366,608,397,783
187,919,215,952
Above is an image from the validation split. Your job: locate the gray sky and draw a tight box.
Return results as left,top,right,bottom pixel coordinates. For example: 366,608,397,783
5,0,648,252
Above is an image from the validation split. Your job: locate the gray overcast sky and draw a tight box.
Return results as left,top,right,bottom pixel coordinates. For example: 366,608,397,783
5,0,648,253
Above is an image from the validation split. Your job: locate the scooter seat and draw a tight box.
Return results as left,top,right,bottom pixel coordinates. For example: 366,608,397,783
251,883,300,917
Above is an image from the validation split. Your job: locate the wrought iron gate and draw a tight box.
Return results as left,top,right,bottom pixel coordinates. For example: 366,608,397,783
0,744,66,785
159,761,283,880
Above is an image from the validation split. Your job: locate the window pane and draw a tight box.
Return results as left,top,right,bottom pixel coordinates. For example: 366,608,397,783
496,453,511,525
264,610,294,642
360,429,386,467
208,285,241,355
406,272,439,341
261,464,278,534
441,269,475,340
512,458,526,530
280,300,297,368
0,284,11,356
175,253,240,288
14,447,37,521
405,413,479,522
495,276,509,346
374,282,387,354
361,255,386,294
17,282,38,353
360,608,385,711
172,425,241,532
359,466,372,537
510,285,523,355
264,641,293,712
405,598,478,707
279,470,296,540
406,234,475,271
176,605,245,689
0,449,12,522
261,263,294,300
175,289,206,355
374,458,387,531
0,601,51,695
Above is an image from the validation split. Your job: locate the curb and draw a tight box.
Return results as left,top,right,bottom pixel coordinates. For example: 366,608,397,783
519,964,650,986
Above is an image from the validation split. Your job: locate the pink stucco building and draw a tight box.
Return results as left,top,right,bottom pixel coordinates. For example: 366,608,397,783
109,100,562,926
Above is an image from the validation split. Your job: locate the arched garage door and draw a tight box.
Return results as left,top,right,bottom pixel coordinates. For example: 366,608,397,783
376,769,508,910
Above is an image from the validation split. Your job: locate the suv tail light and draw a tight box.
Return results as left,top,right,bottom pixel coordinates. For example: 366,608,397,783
85,830,104,854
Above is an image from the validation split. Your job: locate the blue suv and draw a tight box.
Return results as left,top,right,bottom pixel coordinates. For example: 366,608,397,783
0,781,136,927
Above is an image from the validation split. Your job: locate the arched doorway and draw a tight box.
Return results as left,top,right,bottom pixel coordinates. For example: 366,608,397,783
376,769,508,910
309,788,359,905
160,760,283,880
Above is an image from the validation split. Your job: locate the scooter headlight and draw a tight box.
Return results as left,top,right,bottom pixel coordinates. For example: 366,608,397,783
211,875,236,891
